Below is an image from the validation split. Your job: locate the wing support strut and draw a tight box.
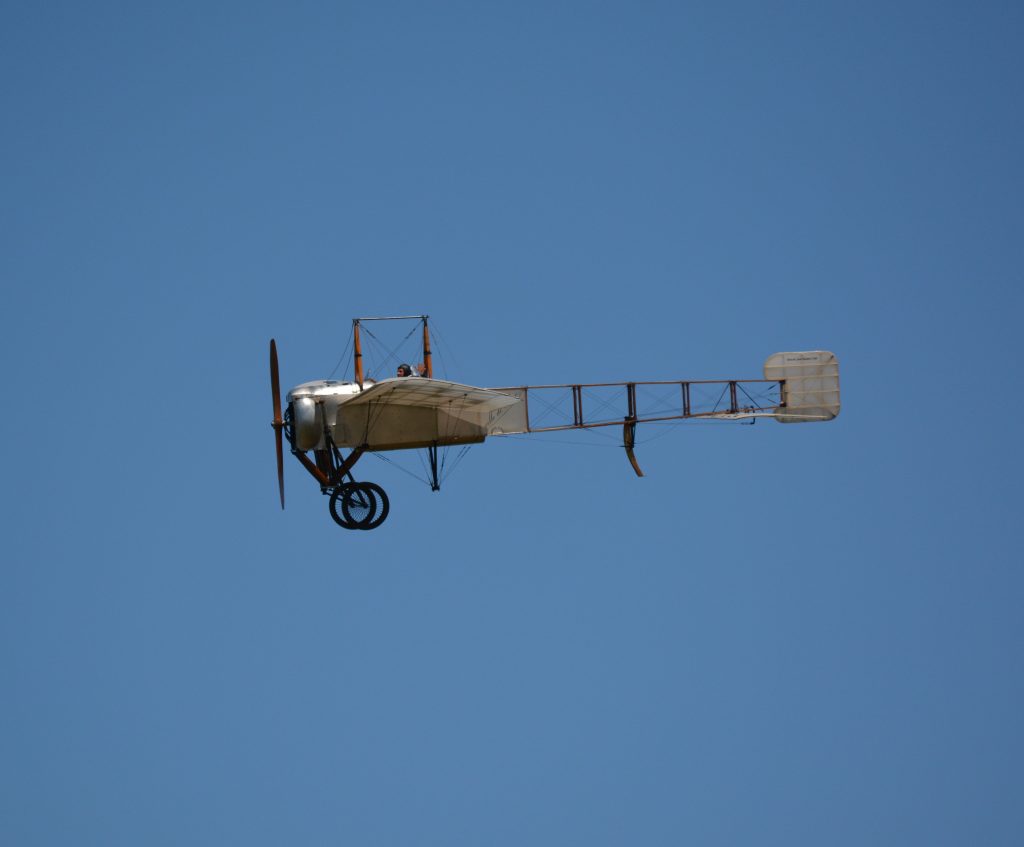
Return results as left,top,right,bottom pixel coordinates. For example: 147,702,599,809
295,446,366,490
291,402,367,491
292,449,331,487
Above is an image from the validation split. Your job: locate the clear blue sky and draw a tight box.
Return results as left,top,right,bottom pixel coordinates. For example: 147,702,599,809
3,1,1023,844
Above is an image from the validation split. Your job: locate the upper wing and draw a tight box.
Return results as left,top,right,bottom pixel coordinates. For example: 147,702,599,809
340,377,521,414
330,377,522,451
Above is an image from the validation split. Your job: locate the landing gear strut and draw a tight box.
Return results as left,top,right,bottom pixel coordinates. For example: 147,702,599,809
271,340,395,533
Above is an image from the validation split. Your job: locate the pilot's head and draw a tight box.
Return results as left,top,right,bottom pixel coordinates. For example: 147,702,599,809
396,363,413,377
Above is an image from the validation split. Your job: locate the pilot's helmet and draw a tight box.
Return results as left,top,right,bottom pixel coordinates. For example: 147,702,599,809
397,363,412,377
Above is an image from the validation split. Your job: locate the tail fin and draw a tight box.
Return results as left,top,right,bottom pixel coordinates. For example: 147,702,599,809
764,351,840,423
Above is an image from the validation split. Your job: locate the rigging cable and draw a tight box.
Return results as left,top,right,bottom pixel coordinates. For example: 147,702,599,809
326,334,353,380
371,450,433,487
427,320,459,381
361,323,420,378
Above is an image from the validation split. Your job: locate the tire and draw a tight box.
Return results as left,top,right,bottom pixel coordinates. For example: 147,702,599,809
329,483,373,529
340,482,377,528
349,482,389,530
344,483,391,528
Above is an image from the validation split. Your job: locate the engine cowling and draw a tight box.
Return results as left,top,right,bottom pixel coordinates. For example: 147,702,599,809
292,397,323,451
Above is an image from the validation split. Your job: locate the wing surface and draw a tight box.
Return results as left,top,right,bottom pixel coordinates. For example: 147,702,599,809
331,378,522,450
340,377,520,413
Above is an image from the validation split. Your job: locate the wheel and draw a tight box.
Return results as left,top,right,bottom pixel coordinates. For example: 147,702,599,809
329,483,374,529
347,482,389,530
339,482,376,528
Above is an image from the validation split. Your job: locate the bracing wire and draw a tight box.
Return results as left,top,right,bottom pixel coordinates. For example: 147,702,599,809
496,433,618,448
371,451,434,487
427,320,458,381
494,414,757,449
369,443,475,490
442,445,473,482
361,323,420,379
416,447,431,481
326,334,353,380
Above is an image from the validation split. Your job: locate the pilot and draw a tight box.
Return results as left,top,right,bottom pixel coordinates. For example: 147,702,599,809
396,363,415,377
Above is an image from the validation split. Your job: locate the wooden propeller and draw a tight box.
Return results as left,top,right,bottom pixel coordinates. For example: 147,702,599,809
269,339,285,509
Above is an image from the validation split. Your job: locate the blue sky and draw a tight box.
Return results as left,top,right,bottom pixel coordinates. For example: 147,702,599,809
3,1,1023,844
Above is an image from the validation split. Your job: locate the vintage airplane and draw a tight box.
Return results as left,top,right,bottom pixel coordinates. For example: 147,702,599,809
269,315,840,530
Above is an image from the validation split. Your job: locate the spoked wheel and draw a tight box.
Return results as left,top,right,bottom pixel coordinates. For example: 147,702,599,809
351,483,389,529
340,483,376,528
329,482,390,530
329,483,368,529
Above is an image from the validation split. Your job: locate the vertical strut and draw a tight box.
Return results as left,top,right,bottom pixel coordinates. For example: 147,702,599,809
314,448,334,480
317,401,338,482
422,316,433,378
626,382,637,420
353,320,364,387
427,443,440,491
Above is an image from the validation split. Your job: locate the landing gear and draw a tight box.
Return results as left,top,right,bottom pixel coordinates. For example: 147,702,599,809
329,481,390,530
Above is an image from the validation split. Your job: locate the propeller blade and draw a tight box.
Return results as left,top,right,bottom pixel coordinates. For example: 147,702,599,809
270,339,282,423
275,425,285,510
270,339,285,509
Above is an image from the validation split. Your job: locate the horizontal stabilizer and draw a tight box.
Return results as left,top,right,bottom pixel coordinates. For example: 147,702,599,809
764,351,840,422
